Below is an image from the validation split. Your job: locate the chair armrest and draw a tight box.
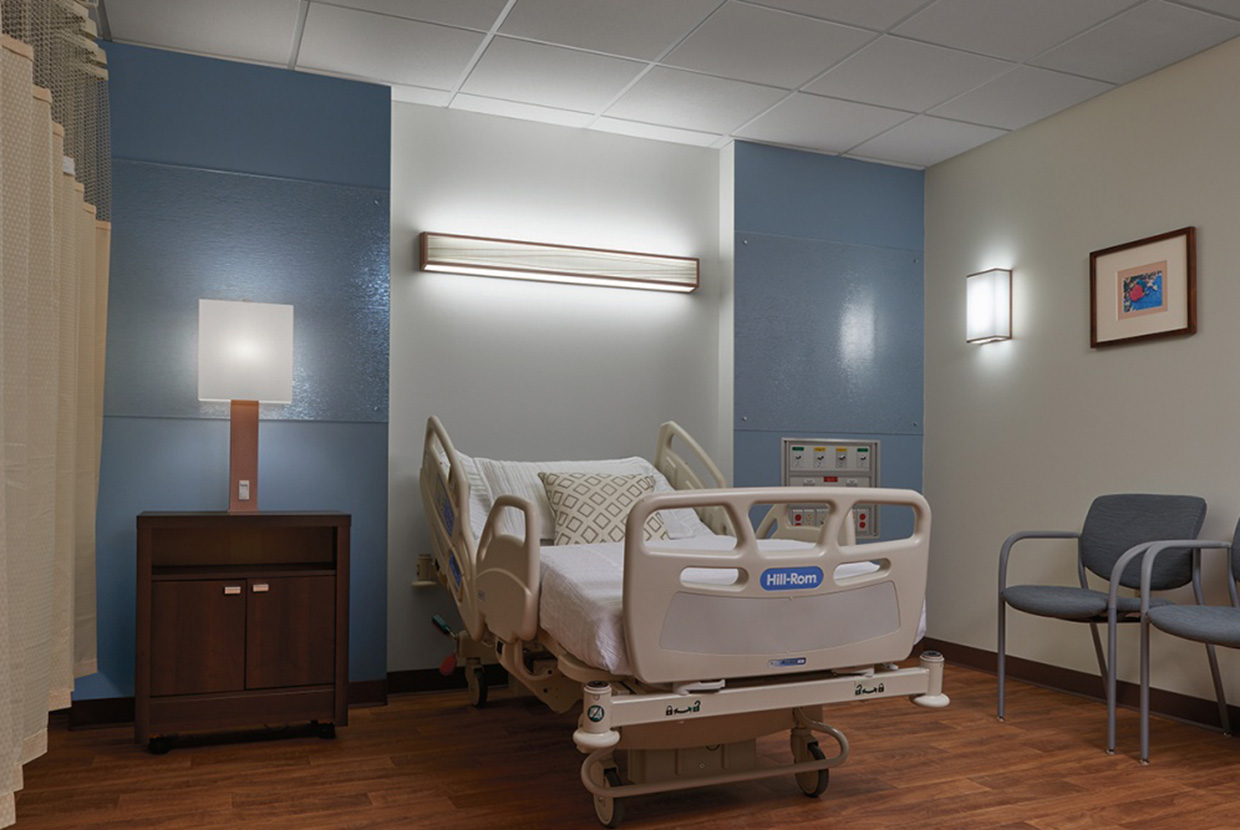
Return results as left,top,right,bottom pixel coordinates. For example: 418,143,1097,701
1138,539,1231,615
998,530,1081,593
1105,542,1156,614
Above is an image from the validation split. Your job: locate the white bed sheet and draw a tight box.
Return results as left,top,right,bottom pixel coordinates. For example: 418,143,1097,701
539,536,927,677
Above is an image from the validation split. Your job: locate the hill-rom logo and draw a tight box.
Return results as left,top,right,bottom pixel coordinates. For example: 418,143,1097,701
760,566,823,591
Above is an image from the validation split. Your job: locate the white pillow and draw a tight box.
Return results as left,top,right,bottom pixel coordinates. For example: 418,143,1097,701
539,472,669,546
436,449,492,543
473,456,714,542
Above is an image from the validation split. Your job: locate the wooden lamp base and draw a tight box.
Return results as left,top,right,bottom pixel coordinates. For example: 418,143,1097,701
228,399,259,513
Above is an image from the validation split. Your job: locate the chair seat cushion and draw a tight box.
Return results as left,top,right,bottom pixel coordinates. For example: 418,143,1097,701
1004,585,1172,620
1147,605,1240,648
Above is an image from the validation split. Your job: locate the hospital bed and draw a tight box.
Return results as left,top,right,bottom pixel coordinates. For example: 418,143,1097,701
419,416,947,826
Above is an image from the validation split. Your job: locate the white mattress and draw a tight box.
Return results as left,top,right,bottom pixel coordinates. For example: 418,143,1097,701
539,536,927,677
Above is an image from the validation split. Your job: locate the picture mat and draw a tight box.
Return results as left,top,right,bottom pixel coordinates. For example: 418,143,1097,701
1094,236,1188,344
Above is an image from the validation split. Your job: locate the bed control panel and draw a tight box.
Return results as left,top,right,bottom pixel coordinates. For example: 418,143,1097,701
781,437,880,539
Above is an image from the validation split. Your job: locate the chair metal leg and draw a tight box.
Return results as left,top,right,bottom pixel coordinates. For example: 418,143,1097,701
1204,642,1230,736
1103,612,1118,755
1140,617,1151,764
997,597,1007,722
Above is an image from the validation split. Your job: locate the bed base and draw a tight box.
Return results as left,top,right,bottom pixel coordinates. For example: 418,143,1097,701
573,654,944,825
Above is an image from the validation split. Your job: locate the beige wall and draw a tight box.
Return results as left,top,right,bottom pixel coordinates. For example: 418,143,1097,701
925,36,1240,700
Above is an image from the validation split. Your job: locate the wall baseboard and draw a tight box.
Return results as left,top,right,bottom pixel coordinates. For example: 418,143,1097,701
921,636,1237,730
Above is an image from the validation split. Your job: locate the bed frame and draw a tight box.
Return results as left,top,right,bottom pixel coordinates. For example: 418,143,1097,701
419,416,947,826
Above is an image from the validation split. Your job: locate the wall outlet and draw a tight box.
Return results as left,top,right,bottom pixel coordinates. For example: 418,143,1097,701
238,480,250,501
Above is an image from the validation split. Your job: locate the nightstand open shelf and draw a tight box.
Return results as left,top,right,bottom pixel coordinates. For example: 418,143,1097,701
135,512,350,752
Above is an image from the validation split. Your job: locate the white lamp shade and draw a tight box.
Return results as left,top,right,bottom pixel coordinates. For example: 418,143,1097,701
966,268,1012,343
198,299,294,402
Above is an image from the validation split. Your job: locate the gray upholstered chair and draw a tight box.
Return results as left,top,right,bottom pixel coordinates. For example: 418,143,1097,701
1136,522,1239,763
997,494,1207,754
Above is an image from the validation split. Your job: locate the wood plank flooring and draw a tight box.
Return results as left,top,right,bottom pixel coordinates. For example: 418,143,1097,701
14,664,1240,829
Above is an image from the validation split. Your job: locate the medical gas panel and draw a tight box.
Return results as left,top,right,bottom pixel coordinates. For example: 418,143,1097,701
781,438,880,539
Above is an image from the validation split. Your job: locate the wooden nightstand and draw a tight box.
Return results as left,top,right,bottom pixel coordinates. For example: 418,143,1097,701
135,511,350,752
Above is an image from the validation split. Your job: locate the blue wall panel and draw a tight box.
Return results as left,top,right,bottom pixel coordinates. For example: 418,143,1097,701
83,45,391,700
107,43,389,189
105,161,389,422
735,141,923,251
734,231,923,435
733,142,925,541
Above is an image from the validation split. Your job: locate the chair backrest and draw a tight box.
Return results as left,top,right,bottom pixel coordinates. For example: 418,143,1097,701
1231,517,1240,600
1080,494,1206,589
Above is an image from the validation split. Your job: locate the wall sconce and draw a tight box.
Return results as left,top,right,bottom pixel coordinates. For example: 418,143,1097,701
966,268,1012,343
198,299,294,512
420,232,698,293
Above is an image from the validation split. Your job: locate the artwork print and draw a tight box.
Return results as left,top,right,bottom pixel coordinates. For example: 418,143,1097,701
1089,227,1195,348
1118,260,1167,319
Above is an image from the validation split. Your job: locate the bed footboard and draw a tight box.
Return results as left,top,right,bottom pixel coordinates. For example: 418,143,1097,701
623,486,930,685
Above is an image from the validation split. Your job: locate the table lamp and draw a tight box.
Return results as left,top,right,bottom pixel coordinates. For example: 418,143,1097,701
197,299,294,513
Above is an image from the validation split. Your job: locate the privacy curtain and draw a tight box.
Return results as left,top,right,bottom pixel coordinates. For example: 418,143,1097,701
0,1,109,825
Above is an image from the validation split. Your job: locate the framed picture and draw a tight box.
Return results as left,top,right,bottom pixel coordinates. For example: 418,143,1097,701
1090,227,1196,348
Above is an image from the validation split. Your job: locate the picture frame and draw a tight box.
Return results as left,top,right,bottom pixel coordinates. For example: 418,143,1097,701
1090,227,1196,348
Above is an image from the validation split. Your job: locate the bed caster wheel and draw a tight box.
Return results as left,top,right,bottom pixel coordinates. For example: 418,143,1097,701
311,721,336,739
466,665,488,707
147,736,172,755
795,741,829,798
592,767,625,827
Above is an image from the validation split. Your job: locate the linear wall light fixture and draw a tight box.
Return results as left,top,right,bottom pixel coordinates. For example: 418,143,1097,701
966,268,1012,343
419,232,698,293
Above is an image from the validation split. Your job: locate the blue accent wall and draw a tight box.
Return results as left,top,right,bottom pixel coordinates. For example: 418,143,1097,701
733,142,924,539
79,44,391,700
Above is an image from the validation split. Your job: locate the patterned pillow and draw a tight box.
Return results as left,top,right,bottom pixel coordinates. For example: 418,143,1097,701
538,472,669,546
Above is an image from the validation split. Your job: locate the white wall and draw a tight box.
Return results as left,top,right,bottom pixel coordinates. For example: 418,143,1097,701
388,104,727,671
925,37,1240,701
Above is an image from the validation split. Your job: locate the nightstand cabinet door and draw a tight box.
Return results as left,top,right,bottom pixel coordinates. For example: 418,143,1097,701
150,580,247,697
246,576,336,689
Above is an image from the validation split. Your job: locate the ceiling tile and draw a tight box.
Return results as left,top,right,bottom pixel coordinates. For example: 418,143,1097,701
805,36,1011,112
663,1,875,88
1173,0,1240,19
605,67,788,134
929,66,1113,130
460,38,645,113
391,85,453,107
449,94,595,128
849,115,1007,167
104,0,300,65
1031,1,1240,83
318,0,509,30
735,93,910,153
894,0,1136,62
746,0,934,31
591,118,723,147
499,0,722,60
299,4,484,88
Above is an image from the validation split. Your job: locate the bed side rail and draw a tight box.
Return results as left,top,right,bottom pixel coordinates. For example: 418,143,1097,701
475,496,542,643
654,421,731,535
420,416,485,640
623,486,930,685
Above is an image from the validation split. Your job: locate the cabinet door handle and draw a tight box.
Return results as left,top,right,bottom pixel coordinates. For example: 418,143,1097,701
223,586,242,595
252,583,270,593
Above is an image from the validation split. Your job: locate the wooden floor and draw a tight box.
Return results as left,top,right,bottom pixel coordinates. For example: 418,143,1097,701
14,664,1240,829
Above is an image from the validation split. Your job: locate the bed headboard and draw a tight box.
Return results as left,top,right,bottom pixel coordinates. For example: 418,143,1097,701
654,421,732,535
